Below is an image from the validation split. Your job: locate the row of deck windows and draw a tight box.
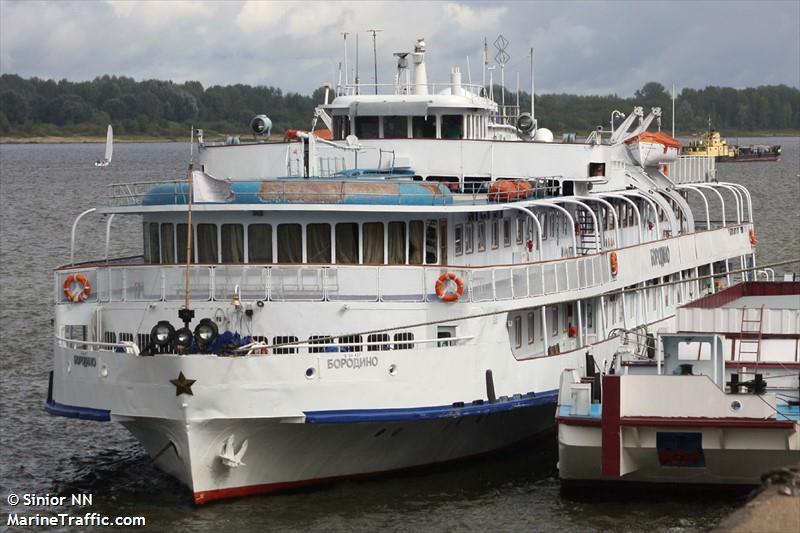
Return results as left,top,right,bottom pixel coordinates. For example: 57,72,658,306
332,114,489,141
143,220,441,265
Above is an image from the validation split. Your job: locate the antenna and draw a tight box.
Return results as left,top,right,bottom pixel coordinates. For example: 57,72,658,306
494,34,510,123
355,33,360,94
341,32,349,86
530,48,535,122
367,29,383,95
466,55,472,85
483,37,487,95
671,83,676,138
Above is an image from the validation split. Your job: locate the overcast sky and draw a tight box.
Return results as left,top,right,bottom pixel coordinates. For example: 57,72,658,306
1,0,798,96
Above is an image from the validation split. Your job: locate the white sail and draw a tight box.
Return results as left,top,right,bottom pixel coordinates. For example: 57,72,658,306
104,125,113,162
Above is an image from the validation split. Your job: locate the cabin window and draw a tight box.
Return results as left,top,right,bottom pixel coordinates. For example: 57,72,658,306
388,222,406,264
308,335,332,353
589,162,605,177
412,116,436,139
277,224,302,263
441,115,463,139
367,333,391,351
527,311,536,344
465,223,474,254
549,306,559,336
464,176,489,194
363,222,385,265
221,224,244,263
477,221,486,251
394,332,414,350
143,223,150,263
503,219,511,247
409,221,424,265
273,335,298,354
197,224,217,263
177,223,189,263
148,223,160,263
629,204,636,227
332,115,350,140
491,220,499,249
514,315,522,348
383,116,407,138
340,334,362,352
306,223,331,264
335,223,359,264
160,223,175,264
454,224,464,256
247,224,272,263
425,220,438,264
355,116,379,139
516,218,524,244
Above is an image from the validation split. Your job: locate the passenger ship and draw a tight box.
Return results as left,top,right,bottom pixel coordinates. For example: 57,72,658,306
48,39,759,503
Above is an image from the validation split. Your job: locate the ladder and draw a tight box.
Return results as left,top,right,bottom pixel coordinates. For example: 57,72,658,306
575,209,600,255
736,305,764,364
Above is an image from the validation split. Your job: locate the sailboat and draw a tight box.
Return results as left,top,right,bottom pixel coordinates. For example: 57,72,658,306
94,125,113,167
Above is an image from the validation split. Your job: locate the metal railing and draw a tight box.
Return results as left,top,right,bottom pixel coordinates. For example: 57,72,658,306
55,254,612,305
666,156,716,184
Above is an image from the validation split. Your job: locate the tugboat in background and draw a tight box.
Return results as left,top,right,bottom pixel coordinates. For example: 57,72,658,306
681,121,781,162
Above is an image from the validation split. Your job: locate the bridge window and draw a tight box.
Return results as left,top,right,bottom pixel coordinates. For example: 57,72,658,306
160,223,175,264
335,223,359,264
197,223,217,263
491,220,500,249
412,116,436,139
332,115,350,140
503,219,511,247
177,223,189,263
221,224,244,263
454,224,463,256
355,116,379,139
247,224,273,263
516,218,524,244
388,222,406,264
425,220,438,264
409,221,424,265
441,115,463,139
383,116,407,138
306,223,331,264
465,223,474,254
277,224,302,263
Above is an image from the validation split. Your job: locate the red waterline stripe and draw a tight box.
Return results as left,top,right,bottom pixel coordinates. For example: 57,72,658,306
619,416,796,430
601,375,621,478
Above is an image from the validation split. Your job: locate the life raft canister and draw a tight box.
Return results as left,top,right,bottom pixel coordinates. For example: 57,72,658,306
749,228,757,246
609,250,619,277
64,273,91,302
435,272,465,302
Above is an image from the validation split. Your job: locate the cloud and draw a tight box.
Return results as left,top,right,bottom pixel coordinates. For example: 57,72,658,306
0,0,797,97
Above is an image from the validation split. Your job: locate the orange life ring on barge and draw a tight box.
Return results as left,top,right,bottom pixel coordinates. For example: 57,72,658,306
609,251,619,277
64,273,91,302
749,228,757,246
435,272,465,302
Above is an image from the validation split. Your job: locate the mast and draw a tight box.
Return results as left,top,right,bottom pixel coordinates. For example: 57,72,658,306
341,32,349,86
530,48,535,121
368,29,383,95
671,83,676,138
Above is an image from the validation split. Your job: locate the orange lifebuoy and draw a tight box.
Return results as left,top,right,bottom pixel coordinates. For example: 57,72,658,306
64,273,91,302
749,228,757,246
435,272,465,302
609,250,619,277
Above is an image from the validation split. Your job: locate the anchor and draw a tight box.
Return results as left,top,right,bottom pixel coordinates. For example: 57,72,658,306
219,435,249,468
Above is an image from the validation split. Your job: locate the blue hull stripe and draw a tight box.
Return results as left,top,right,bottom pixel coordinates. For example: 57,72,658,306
45,400,110,422
304,389,558,424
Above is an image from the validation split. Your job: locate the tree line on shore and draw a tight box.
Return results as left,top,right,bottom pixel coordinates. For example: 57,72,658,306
0,74,798,138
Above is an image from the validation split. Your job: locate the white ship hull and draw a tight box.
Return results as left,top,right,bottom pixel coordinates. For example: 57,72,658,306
122,404,553,503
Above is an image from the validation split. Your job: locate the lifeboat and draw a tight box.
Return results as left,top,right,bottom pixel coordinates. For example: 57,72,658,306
625,131,682,167
488,179,533,202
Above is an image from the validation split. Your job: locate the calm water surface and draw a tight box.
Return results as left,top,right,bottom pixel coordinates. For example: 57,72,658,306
1,138,798,532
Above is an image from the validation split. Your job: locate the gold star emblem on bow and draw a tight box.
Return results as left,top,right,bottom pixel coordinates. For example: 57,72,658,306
169,371,196,396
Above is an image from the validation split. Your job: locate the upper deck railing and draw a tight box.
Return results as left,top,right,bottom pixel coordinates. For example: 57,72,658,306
666,156,716,184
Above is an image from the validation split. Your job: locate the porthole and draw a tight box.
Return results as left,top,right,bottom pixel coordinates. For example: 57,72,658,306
388,364,397,376
305,367,316,379
730,400,742,412
100,365,109,378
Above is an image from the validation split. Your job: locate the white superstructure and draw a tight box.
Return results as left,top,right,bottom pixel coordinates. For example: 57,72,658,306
49,39,760,504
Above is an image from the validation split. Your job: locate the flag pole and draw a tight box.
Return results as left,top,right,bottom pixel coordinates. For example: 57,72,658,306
179,127,195,328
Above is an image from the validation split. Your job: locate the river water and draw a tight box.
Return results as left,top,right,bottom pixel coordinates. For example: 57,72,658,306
0,138,798,532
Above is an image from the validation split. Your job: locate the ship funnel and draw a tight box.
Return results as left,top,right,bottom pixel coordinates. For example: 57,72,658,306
450,67,462,96
412,38,428,95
